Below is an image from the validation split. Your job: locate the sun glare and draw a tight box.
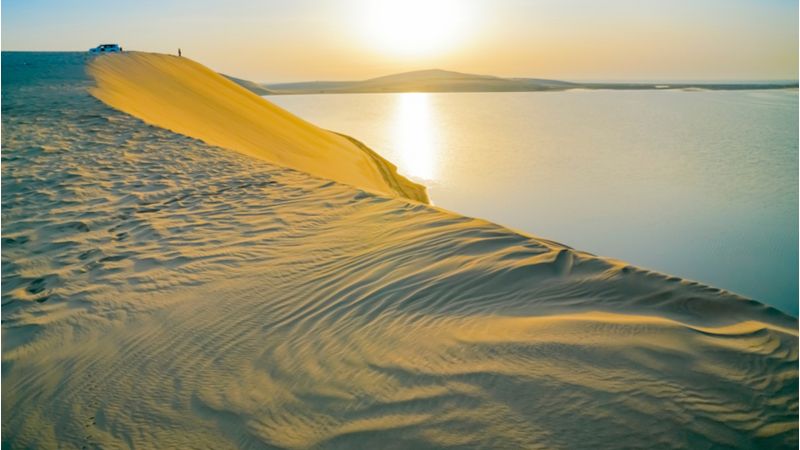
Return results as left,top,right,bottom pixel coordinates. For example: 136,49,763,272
393,93,437,180
362,0,471,57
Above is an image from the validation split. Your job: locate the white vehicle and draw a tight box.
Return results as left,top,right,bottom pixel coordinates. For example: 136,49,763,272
89,44,122,54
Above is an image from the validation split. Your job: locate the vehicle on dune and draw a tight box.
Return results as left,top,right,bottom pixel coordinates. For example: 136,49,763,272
89,44,122,54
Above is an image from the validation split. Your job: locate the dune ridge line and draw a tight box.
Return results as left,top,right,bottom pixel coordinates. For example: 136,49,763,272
87,51,428,203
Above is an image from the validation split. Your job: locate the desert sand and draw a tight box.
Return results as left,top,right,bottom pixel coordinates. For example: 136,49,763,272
88,52,427,203
1,51,797,449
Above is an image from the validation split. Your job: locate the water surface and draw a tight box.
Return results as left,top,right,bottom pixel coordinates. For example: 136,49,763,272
271,90,799,314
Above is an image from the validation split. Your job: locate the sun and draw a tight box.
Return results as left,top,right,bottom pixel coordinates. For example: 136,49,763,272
361,0,472,57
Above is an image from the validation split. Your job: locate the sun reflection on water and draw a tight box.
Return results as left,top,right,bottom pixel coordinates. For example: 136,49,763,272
393,93,437,181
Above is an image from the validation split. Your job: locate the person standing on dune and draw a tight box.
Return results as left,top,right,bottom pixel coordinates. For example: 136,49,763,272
178,48,182,57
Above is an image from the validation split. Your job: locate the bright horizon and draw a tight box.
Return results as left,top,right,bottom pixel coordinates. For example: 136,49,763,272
3,0,798,83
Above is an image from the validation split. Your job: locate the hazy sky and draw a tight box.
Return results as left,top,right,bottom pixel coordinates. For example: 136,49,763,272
3,0,797,82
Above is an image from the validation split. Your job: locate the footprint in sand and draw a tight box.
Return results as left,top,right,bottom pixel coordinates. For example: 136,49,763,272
2,236,29,246
26,277,47,295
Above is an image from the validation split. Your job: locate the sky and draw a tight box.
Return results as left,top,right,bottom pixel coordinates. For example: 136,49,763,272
2,0,798,82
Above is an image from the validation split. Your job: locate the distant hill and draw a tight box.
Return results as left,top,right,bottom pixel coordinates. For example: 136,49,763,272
223,74,273,95
267,69,577,94
245,69,797,95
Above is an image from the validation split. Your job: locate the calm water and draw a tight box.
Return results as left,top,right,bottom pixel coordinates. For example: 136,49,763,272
270,90,798,315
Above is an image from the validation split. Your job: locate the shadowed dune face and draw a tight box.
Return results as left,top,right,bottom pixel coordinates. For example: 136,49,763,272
2,52,798,449
87,51,428,203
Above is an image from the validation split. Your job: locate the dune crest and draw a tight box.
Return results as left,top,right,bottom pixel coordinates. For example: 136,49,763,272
87,51,428,203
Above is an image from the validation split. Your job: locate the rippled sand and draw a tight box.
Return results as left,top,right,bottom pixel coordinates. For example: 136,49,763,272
2,52,797,449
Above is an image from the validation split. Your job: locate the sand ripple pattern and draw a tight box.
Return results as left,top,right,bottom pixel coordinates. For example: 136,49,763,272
2,52,797,449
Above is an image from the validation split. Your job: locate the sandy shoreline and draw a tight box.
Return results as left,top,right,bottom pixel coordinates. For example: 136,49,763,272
2,51,797,449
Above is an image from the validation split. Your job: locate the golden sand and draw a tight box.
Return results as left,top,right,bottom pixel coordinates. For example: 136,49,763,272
88,52,428,202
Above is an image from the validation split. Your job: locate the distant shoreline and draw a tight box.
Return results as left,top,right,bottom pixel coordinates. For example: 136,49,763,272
261,83,799,95
2,52,794,94
261,68,798,95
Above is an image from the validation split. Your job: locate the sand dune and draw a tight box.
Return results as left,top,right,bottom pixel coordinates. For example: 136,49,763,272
2,52,797,449
88,52,427,203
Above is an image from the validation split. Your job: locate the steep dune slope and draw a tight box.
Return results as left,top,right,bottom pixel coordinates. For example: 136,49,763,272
2,52,797,449
88,52,427,202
